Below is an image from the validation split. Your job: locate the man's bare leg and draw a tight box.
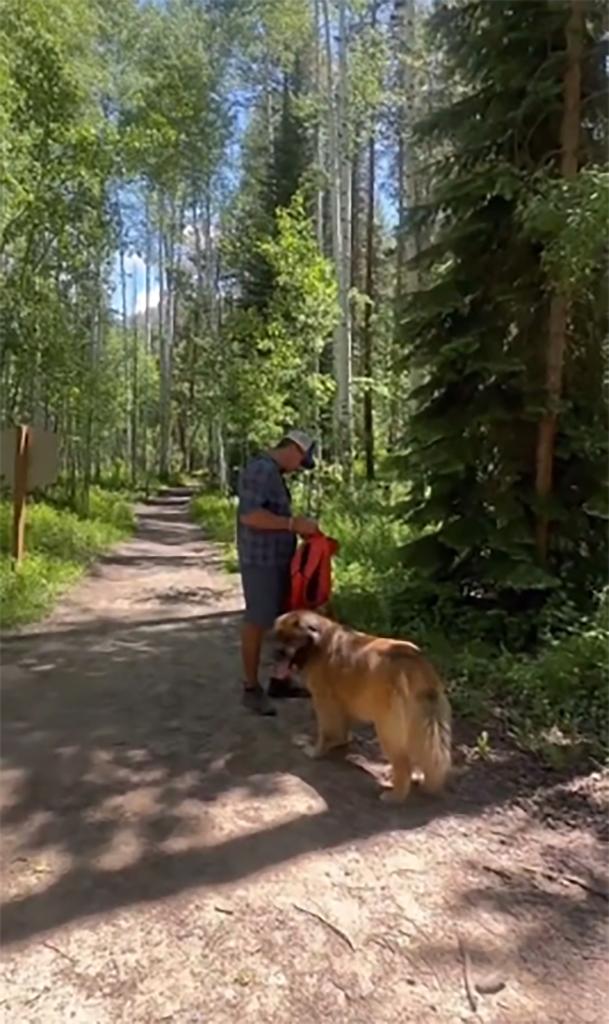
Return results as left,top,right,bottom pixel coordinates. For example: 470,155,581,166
241,621,266,688
240,622,276,716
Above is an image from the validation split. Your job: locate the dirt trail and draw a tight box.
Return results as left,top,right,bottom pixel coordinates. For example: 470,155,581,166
1,491,607,1024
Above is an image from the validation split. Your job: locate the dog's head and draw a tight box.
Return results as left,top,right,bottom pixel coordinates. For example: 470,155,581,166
272,610,327,676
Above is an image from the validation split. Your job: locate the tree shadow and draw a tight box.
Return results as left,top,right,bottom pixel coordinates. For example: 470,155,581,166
398,855,608,1020
2,605,606,951
1,491,605,955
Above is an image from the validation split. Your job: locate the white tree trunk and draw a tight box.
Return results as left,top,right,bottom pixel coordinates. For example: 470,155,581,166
204,190,227,491
119,237,131,469
130,262,139,486
322,0,352,467
314,0,324,252
142,190,152,494
158,192,170,481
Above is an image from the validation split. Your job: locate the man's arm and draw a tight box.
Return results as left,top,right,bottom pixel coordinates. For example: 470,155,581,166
240,507,318,536
240,508,291,531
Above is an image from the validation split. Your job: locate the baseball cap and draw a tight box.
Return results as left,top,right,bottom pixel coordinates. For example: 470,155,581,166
284,429,316,470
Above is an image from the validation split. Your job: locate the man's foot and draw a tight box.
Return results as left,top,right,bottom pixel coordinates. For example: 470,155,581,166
267,677,311,699
242,684,277,716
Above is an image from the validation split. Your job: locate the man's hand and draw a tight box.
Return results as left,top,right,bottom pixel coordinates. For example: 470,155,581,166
292,516,319,537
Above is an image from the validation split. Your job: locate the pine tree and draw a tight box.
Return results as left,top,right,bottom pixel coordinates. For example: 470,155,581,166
397,0,607,619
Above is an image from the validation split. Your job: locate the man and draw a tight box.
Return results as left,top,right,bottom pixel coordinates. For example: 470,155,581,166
237,429,319,715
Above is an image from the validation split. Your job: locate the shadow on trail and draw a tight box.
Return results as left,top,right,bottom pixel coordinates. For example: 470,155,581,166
0,494,605,953
405,858,608,1006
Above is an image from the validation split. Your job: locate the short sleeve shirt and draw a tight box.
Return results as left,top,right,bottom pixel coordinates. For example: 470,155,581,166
237,454,297,566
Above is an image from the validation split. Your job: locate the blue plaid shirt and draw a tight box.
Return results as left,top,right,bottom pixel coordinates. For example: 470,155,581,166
237,454,297,566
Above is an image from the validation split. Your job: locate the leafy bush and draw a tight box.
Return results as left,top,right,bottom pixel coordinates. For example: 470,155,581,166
88,487,135,534
0,489,134,629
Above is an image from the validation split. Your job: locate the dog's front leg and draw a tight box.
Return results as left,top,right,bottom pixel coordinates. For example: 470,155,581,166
304,728,330,759
305,694,350,759
304,741,326,759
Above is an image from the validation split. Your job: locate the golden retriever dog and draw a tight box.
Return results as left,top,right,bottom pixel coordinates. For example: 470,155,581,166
273,610,451,803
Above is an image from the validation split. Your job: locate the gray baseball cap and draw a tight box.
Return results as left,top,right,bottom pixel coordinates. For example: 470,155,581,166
284,429,316,470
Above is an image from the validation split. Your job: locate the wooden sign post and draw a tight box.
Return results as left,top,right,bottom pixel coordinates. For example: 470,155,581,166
1,425,59,565
12,425,30,562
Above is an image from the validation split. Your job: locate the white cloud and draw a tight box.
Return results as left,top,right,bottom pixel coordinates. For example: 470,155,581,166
124,252,146,275
135,284,160,314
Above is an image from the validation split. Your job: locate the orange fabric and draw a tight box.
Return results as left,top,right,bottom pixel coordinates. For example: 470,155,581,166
287,532,339,612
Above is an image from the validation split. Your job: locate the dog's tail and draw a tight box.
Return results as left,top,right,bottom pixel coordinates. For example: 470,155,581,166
397,670,452,794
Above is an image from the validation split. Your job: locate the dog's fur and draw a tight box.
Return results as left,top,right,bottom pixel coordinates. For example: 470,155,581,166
273,610,452,803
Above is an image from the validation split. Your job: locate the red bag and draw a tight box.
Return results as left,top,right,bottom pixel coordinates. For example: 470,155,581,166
287,532,340,612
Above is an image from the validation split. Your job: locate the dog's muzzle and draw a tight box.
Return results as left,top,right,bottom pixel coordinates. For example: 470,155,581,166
273,640,309,677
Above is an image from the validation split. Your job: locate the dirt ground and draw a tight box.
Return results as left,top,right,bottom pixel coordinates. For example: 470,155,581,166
1,491,607,1024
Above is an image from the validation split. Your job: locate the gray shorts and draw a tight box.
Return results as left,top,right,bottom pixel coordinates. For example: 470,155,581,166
240,563,291,630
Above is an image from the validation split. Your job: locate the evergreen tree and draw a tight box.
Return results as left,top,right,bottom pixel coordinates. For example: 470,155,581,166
226,68,311,313
397,0,607,622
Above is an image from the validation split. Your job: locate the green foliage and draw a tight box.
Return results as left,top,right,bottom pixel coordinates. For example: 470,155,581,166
190,491,238,572
0,555,82,630
518,169,609,296
1,0,114,382
0,488,133,628
120,0,229,190
320,484,408,636
190,492,236,545
396,0,607,621
220,191,338,450
87,487,136,534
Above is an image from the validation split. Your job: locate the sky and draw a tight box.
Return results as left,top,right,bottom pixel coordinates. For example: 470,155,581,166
110,252,159,317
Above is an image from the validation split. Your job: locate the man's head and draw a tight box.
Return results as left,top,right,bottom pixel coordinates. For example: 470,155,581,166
273,429,316,473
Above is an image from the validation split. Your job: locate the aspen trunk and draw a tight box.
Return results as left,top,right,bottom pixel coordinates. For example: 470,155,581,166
130,264,139,488
157,192,170,481
363,126,376,481
142,190,151,496
322,0,353,472
314,0,324,252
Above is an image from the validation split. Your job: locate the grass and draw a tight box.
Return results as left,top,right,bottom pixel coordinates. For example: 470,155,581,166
0,487,134,629
190,480,608,761
190,492,239,571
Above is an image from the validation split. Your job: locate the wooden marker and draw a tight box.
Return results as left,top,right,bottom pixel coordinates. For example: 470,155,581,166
12,425,30,562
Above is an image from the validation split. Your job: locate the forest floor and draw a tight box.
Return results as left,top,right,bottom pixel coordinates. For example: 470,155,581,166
1,490,608,1024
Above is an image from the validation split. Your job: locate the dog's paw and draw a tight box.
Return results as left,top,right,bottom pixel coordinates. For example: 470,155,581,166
379,788,408,804
303,742,322,759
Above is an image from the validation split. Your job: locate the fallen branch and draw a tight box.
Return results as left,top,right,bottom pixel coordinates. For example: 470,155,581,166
42,941,77,966
292,903,356,952
481,864,513,883
482,863,608,902
535,869,608,903
457,933,478,1013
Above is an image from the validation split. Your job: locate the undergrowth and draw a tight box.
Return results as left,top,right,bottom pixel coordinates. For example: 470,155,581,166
190,492,238,571
0,488,134,629
191,481,608,761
